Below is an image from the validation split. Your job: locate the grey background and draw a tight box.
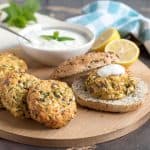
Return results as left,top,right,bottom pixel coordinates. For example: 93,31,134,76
0,0,150,150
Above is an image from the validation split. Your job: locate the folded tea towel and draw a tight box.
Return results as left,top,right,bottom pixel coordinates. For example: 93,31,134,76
67,1,150,54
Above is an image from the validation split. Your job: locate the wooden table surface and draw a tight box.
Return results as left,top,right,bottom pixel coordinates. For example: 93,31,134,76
0,0,150,150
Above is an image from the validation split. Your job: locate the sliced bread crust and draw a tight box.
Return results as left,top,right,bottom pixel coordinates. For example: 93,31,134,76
72,78,148,112
50,52,118,79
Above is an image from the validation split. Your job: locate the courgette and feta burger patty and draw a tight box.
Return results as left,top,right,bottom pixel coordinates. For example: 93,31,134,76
0,53,27,75
85,69,136,100
72,64,148,112
0,72,38,118
27,80,77,128
0,52,28,108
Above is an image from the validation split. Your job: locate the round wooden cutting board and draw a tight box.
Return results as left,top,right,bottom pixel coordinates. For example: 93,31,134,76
0,61,149,148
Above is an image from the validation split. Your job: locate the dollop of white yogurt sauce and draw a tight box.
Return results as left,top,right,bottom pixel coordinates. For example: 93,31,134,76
24,29,88,50
97,64,125,77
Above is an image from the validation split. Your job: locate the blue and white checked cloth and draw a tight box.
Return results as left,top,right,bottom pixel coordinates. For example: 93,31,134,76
67,1,150,54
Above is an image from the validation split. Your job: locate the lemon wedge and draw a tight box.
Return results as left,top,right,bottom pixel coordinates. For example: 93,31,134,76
92,28,120,52
105,39,140,66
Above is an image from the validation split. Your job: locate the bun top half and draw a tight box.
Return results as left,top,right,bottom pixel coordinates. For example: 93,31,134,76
50,52,119,79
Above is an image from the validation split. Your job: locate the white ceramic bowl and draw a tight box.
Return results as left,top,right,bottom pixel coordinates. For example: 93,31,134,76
19,23,95,66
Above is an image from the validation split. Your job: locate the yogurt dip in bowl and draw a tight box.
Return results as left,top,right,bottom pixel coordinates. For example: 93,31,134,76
19,23,95,66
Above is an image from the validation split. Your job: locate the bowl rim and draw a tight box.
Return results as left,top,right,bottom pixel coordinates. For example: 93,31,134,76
18,23,95,52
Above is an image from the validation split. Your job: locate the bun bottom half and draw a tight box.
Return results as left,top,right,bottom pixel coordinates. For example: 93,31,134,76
72,78,148,113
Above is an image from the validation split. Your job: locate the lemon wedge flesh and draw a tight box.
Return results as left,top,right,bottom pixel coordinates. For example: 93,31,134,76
92,28,120,51
105,39,140,66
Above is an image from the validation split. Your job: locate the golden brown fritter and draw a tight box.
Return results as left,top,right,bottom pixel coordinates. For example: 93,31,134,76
85,70,136,100
27,80,77,128
0,53,27,75
0,72,38,118
0,53,28,108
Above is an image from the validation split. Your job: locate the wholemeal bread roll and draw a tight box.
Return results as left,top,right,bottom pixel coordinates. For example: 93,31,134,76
72,78,148,112
50,52,118,84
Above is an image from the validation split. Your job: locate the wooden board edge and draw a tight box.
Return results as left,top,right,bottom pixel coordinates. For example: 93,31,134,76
0,111,149,148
